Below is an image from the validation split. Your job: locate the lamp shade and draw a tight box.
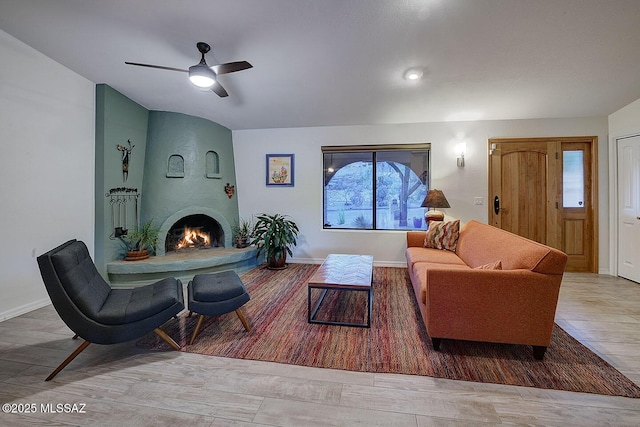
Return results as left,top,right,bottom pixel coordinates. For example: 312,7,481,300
421,189,451,209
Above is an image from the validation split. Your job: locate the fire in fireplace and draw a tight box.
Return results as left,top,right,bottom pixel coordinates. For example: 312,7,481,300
165,214,223,253
176,226,210,249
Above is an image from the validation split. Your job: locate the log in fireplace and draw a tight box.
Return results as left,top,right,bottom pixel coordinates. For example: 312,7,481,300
164,214,224,253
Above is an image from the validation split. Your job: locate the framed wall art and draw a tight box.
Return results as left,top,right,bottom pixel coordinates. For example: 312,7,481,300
266,153,295,186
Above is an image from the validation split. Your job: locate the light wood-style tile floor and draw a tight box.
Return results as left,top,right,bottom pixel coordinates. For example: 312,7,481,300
1,272,639,426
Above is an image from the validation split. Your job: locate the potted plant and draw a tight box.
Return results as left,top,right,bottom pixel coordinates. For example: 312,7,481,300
413,216,423,228
120,219,160,261
251,213,299,270
232,217,254,248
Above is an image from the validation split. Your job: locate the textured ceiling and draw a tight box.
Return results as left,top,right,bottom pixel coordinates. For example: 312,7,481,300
1,0,640,130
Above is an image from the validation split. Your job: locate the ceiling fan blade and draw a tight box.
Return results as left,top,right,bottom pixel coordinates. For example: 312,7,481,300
212,61,253,75
211,83,229,98
125,62,188,73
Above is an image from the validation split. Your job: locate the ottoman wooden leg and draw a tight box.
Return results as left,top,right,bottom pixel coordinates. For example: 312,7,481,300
235,308,251,332
189,314,206,345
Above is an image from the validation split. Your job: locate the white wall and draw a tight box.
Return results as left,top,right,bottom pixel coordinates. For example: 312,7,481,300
233,117,608,267
608,97,640,276
0,30,95,320
609,98,640,137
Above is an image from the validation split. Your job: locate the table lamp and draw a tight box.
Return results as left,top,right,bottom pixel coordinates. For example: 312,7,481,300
421,189,450,226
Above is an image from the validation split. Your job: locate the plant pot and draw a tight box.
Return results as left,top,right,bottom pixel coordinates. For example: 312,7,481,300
125,249,149,261
267,252,287,270
235,237,249,248
413,218,423,228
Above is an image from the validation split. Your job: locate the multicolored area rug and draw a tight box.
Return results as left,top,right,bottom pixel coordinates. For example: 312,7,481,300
137,264,640,397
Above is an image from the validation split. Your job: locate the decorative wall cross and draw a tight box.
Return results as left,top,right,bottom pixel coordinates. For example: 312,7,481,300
116,139,135,182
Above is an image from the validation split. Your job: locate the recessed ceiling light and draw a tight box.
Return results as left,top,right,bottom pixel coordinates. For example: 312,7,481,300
404,68,423,81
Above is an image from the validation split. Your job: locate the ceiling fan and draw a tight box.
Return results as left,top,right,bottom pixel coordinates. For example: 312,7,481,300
125,42,252,97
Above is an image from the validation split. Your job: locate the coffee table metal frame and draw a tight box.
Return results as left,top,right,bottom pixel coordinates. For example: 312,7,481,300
307,254,374,328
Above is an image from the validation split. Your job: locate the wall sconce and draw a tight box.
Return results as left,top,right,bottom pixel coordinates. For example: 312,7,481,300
456,142,466,168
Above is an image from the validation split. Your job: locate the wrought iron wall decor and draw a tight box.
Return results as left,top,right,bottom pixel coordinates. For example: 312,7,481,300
106,187,140,239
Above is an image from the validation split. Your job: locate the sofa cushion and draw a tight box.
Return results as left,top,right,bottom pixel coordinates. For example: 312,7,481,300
424,220,460,251
413,262,471,304
406,247,467,271
96,277,182,325
474,260,502,270
456,220,566,274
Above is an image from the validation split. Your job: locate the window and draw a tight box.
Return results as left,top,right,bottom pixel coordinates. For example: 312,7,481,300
323,144,430,230
562,150,584,208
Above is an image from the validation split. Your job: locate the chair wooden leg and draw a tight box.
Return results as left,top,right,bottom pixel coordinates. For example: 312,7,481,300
153,328,181,350
45,339,91,381
235,308,251,332
189,315,206,345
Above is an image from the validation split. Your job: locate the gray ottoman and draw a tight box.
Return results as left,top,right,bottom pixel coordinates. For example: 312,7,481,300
187,270,251,344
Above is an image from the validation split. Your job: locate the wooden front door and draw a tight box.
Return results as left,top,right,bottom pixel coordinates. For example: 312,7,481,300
488,137,598,273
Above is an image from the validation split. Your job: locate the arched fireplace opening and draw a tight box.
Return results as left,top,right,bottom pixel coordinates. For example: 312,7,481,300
165,214,224,253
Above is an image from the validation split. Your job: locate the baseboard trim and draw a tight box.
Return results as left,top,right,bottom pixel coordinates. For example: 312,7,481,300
0,298,51,322
289,257,407,268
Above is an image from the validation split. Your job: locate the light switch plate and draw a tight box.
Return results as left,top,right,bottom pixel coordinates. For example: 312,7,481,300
474,197,484,205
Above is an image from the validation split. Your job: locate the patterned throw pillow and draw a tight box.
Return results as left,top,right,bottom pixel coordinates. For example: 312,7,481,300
474,260,503,270
424,220,460,252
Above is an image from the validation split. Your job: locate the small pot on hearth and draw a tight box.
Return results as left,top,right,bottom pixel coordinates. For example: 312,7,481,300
235,236,249,248
125,249,149,261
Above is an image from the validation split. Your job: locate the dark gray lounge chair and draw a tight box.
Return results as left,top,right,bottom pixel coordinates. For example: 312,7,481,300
37,239,184,381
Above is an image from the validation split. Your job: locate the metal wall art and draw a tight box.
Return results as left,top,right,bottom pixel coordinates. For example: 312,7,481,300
225,183,235,198
116,139,135,182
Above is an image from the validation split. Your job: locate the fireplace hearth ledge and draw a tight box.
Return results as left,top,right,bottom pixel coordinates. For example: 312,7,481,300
107,246,258,287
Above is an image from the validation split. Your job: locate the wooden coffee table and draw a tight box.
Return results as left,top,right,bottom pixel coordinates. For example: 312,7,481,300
307,254,374,328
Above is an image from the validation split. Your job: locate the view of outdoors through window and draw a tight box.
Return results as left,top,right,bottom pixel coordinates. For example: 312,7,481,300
563,150,584,208
323,147,429,230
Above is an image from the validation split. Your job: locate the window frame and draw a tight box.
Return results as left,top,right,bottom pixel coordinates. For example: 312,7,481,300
322,143,431,231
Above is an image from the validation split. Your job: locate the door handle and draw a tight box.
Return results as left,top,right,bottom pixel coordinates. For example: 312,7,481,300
494,196,500,215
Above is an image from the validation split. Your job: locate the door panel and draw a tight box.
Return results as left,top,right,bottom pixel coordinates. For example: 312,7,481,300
563,219,584,255
560,142,592,272
617,136,640,282
489,141,554,245
501,150,548,243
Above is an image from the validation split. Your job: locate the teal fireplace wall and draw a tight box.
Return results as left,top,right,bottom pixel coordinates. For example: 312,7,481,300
95,84,149,277
142,111,238,255
95,85,237,280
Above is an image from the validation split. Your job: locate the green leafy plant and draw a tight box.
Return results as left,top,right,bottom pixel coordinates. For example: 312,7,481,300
232,217,254,248
353,214,372,229
251,213,299,269
120,219,160,253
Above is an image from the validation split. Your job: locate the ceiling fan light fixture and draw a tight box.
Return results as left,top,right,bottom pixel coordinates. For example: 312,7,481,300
189,64,216,88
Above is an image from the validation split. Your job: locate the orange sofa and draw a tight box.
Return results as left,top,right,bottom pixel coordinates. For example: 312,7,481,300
406,220,568,359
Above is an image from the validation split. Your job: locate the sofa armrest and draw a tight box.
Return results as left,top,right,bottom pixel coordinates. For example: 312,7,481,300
407,231,427,248
423,268,562,346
